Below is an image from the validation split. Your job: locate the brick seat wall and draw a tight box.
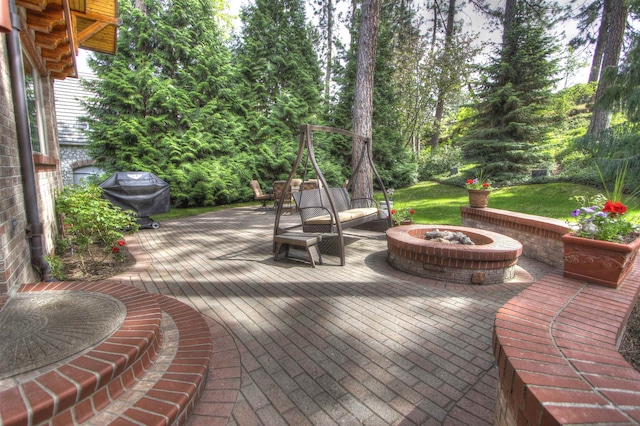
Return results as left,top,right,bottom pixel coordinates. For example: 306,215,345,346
460,207,640,425
494,263,640,425
461,207,570,268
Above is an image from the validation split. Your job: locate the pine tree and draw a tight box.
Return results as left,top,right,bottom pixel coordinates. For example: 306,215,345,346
83,0,248,207
463,1,561,184
234,0,322,181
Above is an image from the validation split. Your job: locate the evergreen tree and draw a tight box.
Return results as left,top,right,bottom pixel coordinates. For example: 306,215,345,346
83,0,248,207
574,0,640,189
463,1,561,184
234,0,323,181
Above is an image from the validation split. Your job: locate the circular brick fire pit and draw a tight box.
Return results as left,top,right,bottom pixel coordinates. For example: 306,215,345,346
386,225,523,284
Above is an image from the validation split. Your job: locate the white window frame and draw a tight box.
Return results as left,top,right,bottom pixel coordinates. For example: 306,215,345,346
22,53,47,154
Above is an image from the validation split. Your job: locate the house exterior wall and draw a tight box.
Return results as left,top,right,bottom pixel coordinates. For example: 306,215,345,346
54,72,101,186
0,33,63,294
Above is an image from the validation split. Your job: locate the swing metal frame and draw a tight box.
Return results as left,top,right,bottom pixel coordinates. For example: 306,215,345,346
273,124,392,266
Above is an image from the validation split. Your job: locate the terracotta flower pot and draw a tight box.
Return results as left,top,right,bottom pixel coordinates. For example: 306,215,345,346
400,219,413,226
562,233,640,288
468,189,490,208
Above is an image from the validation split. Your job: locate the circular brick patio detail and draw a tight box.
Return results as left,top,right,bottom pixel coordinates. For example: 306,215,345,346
386,225,523,284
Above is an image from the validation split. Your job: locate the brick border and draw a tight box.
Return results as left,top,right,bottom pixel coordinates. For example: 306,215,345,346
493,262,640,425
0,282,163,425
0,281,224,426
467,208,640,425
461,206,570,268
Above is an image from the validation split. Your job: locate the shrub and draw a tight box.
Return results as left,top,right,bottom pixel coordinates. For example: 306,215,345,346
418,145,462,180
55,185,139,270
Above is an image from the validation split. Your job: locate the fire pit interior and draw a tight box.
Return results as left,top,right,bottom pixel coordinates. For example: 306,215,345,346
386,225,523,284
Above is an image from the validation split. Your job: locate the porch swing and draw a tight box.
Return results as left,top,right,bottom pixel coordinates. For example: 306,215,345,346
273,124,392,266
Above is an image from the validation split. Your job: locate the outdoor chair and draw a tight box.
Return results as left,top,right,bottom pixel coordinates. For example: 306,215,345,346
250,180,273,210
273,180,295,212
302,179,321,190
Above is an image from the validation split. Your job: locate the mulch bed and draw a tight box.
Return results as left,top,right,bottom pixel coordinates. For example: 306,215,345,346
59,244,135,281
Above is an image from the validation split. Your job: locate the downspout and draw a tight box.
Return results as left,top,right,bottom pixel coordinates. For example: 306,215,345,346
5,0,52,281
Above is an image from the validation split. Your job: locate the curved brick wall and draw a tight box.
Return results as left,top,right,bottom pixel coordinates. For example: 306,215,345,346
494,263,640,425
465,207,640,425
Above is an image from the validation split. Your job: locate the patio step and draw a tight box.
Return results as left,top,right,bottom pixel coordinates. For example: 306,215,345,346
0,281,213,426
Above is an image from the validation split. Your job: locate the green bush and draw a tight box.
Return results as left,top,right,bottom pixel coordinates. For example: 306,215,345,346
417,145,462,180
55,185,139,269
44,254,65,280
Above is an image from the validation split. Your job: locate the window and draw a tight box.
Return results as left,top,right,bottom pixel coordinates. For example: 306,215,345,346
23,57,47,154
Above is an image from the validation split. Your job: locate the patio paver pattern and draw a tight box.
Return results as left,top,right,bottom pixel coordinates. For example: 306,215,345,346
115,207,555,425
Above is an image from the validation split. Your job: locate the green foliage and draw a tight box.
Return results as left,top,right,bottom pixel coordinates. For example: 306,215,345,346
573,124,640,191
83,0,249,207
417,145,462,180
463,2,561,184
235,0,322,182
44,254,65,280
548,83,597,120
55,186,139,268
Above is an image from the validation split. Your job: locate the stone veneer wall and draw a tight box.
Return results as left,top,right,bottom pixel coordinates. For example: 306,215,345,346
461,207,570,268
463,207,640,425
59,145,94,185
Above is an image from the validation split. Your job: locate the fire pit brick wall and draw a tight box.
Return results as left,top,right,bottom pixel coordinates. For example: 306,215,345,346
461,207,570,267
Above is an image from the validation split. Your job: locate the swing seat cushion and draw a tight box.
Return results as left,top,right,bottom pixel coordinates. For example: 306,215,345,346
305,207,378,225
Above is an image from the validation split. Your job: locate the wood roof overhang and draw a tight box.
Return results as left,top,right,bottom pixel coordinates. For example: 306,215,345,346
16,0,119,79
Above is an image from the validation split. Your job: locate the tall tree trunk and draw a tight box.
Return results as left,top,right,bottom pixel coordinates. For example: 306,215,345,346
430,1,439,51
430,0,456,149
588,0,627,135
502,0,517,47
588,1,609,83
324,0,333,103
352,0,380,201
499,0,517,87
134,0,146,14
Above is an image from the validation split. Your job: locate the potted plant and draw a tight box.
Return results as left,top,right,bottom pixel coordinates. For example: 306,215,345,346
391,207,416,226
563,164,640,288
465,171,492,208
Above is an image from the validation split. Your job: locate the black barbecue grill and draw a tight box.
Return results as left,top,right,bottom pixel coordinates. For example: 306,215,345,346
100,172,170,229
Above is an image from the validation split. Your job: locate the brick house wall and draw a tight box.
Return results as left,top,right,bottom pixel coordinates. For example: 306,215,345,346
0,34,63,294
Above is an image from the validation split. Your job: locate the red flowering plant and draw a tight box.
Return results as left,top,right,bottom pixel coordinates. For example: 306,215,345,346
465,170,492,190
111,239,127,253
569,164,639,243
391,207,416,225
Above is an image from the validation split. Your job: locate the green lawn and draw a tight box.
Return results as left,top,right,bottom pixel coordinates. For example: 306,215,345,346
154,181,640,226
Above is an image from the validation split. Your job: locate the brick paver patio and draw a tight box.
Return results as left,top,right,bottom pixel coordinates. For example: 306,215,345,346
115,207,555,425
